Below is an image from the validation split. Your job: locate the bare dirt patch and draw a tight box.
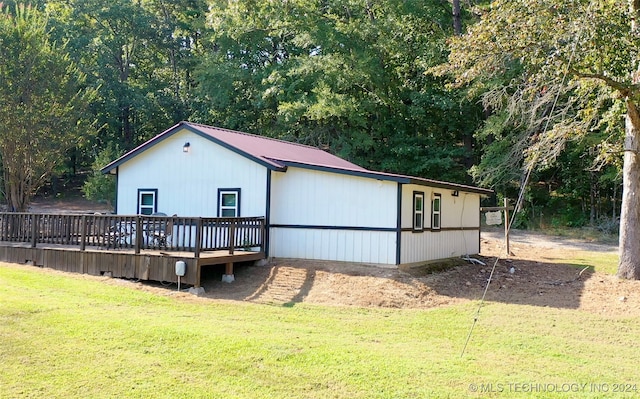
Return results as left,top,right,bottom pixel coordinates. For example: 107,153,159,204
27,197,112,214
195,233,637,317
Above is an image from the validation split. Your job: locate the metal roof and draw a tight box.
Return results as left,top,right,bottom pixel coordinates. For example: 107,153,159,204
185,122,368,172
101,121,493,195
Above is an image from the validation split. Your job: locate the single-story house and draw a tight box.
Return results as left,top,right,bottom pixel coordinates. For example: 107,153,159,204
102,121,492,266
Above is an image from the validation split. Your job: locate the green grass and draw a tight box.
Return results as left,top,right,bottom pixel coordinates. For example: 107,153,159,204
532,225,618,246
561,251,620,275
1,263,640,398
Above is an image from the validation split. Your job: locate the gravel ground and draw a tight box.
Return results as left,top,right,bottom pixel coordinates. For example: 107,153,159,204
481,228,618,253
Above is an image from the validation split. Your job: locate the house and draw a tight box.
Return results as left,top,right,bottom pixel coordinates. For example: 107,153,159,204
102,121,492,267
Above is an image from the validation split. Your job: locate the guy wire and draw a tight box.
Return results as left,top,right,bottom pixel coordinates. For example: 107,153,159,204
459,1,590,357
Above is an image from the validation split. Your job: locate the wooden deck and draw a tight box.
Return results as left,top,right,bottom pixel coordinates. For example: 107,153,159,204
0,213,266,288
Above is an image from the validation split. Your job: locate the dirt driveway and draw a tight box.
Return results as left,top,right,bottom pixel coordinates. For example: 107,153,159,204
481,228,618,252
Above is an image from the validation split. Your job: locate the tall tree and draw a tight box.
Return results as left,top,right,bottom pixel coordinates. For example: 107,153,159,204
620,0,640,278
436,0,640,278
46,0,207,151
0,3,95,211
196,0,478,183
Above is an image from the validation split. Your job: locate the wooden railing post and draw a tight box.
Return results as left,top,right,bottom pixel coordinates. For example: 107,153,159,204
31,214,38,248
135,216,141,254
194,217,202,258
80,215,87,251
229,220,236,255
260,218,266,254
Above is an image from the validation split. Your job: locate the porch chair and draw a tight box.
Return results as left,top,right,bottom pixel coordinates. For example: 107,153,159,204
149,214,175,249
101,220,135,249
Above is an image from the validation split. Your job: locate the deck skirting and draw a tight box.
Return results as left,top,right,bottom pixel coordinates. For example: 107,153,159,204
0,243,264,287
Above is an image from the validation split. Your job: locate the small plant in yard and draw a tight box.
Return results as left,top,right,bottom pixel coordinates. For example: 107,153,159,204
596,216,620,235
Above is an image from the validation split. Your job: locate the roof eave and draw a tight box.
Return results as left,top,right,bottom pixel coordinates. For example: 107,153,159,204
408,177,494,196
279,160,410,183
277,161,493,194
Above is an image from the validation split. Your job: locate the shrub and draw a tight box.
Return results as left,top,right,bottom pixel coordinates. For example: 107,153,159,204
81,145,121,206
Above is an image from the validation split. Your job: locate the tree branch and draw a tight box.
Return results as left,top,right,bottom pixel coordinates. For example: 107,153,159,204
569,68,640,97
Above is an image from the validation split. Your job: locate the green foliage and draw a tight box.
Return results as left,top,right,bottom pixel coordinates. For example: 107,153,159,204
195,0,478,182
436,0,632,229
81,144,121,206
46,0,208,152
3,0,628,234
0,3,96,211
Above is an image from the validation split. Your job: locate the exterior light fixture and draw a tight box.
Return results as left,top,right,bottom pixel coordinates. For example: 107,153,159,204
183,142,190,153
452,190,459,197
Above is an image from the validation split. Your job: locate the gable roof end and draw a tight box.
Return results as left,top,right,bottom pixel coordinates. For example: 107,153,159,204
101,121,366,174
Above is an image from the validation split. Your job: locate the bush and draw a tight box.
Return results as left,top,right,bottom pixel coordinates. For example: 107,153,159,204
81,146,120,206
596,216,619,235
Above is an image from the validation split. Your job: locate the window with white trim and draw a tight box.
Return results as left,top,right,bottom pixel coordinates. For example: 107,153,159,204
431,193,441,230
413,192,424,231
218,188,240,217
138,189,157,215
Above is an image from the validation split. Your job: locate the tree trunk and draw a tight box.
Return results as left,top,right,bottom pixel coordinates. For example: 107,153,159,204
618,0,640,279
4,165,30,212
618,103,640,279
589,171,596,225
452,0,462,35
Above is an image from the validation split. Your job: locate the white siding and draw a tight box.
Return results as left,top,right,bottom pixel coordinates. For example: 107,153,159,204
400,184,479,230
400,230,480,264
270,168,397,227
270,228,397,265
114,130,486,266
269,168,398,264
116,128,267,217
400,184,481,264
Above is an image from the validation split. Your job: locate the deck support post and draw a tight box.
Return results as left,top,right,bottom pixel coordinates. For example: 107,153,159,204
222,262,235,283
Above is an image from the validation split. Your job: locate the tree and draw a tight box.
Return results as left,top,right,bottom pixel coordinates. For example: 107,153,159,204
0,4,95,211
436,0,640,278
196,0,479,183
81,144,121,208
46,0,207,152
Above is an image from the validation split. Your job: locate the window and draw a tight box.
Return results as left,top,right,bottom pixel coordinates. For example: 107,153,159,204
218,188,240,217
138,189,157,215
413,192,424,231
431,193,441,230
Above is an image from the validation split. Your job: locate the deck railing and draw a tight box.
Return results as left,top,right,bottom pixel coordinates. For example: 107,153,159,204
0,213,265,256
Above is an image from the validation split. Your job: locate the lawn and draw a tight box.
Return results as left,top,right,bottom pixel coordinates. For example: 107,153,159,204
1,260,639,399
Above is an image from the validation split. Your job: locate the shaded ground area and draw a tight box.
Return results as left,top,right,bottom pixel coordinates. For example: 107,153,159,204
27,197,113,214
197,236,633,317
16,198,640,317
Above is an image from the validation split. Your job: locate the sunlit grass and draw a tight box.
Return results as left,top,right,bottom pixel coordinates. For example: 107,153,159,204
536,225,618,245
564,251,619,275
1,263,639,398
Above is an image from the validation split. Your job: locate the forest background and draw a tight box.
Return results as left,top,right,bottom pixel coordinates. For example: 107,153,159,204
0,0,623,234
